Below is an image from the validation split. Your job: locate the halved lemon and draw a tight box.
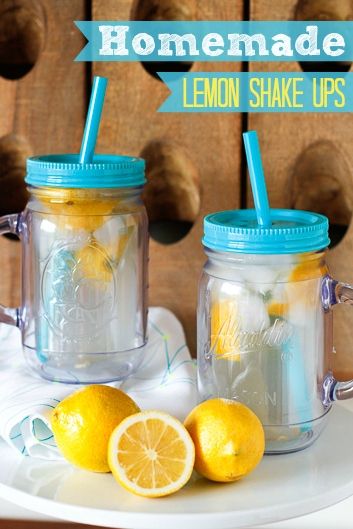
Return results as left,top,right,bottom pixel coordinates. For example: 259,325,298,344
108,411,195,498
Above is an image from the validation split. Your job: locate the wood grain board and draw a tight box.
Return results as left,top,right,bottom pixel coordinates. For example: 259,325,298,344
0,0,86,308
248,0,353,379
0,522,104,529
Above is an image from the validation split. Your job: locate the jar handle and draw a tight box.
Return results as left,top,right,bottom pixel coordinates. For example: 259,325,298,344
0,214,21,327
323,276,353,402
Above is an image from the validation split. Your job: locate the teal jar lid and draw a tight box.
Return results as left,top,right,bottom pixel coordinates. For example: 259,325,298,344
26,154,145,188
203,209,330,254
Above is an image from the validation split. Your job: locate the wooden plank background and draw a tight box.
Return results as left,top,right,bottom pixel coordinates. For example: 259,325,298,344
0,522,106,529
0,0,86,308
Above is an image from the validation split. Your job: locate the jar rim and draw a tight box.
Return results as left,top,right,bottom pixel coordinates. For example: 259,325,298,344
26,154,146,189
203,209,330,254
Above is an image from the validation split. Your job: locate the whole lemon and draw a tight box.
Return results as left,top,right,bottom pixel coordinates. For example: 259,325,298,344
184,398,264,482
51,385,140,473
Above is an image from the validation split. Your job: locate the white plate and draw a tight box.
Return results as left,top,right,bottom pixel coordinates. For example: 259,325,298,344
0,402,353,529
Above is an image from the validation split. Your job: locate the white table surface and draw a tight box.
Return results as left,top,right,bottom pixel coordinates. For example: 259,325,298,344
1,402,353,528
1,494,353,527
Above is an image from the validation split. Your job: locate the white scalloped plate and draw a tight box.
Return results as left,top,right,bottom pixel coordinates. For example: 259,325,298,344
0,402,353,529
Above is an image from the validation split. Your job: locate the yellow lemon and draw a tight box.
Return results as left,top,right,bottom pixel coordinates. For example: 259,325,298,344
184,398,264,482
289,257,328,282
75,242,113,282
37,188,117,232
108,410,195,497
267,301,289,318
51,385,140,473
287,254,328,308
74,224,135,283
210,300,240,361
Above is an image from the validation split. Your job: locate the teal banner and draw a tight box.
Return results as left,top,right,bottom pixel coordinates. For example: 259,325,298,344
75,21,353,62
157,72,353,112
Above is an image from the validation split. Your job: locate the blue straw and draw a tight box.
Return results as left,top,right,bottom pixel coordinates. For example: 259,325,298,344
79,76,108,164
243,131,271,228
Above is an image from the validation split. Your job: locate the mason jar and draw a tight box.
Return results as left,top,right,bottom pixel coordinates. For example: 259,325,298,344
198,208,353,453
0,154,148,384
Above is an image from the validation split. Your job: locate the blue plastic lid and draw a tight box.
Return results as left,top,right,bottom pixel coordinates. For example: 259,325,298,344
203,209,330,254
26,154,145,188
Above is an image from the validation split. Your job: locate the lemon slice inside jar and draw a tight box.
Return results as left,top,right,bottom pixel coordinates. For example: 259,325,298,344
38,187,118,232
37,188,136,283
287,255,328,309
267,255,328,317
289,257,328,282
210,299,240,361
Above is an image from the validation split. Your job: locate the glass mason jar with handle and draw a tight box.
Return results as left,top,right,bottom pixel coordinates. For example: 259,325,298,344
198,208,353,454
0,154,148,384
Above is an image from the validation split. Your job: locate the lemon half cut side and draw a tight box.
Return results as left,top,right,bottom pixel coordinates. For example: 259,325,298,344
108,410,195,498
